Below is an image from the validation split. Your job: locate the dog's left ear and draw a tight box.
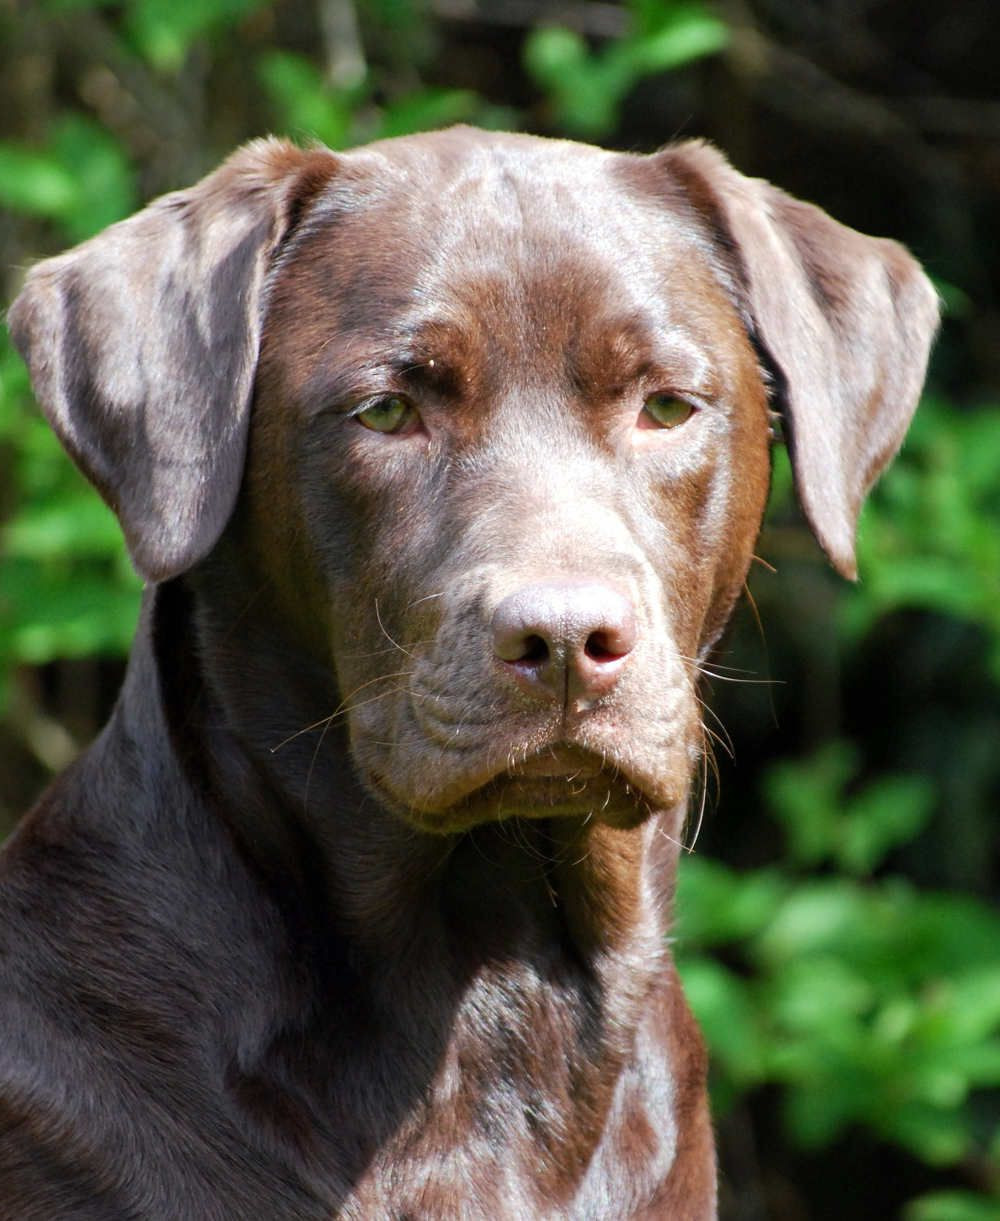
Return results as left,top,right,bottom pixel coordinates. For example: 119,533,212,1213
8,139,338,583
652,142,939,579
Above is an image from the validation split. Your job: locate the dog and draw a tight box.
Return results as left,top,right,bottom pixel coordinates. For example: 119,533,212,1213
2,127,937,1219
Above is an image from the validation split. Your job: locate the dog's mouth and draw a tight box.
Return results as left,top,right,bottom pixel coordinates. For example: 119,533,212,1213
508,744,606,781
407,745,655,834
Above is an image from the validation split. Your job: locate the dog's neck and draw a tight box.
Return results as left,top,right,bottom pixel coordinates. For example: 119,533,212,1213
115,572,688,1188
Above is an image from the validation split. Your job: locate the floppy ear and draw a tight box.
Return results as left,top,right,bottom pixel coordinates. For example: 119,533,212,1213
655,141,939,579
7,139,338,583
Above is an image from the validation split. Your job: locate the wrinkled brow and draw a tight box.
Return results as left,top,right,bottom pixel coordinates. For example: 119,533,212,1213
297,317,478,414
570,313,718,399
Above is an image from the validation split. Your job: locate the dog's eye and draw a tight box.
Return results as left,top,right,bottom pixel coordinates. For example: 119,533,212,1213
356,395,417,434
641,393,694,430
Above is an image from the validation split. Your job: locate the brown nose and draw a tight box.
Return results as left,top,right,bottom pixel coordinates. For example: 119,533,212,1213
491,581,637,707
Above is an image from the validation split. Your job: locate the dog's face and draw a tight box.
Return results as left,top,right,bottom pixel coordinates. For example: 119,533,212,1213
8,129,938,836
251,137,771,831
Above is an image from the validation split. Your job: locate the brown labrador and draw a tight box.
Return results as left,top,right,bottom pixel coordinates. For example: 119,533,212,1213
2,127,937,1219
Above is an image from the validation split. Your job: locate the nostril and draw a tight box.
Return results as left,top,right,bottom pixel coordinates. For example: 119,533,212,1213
520,634,550,665
583,599,638,664
493,619,554,666
584,630,626,663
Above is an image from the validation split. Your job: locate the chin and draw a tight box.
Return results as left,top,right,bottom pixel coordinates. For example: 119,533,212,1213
380,747,675,836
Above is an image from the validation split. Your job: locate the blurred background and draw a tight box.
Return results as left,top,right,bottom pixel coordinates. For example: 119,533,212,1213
0,0,998,1216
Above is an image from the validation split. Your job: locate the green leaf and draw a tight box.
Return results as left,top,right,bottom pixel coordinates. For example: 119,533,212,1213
0,146,78,218
376,89,481,140
839,774,934,875
257,51,358,149
905,1192,1000,1221
0,117,135,243
674,856,787,947
49,114,137,240
764,956,873,1034
881,1102,972,1165
765,743,935,875
933,968,1000,1045
522,27,588,83
764,741,856,868
4,493,125,561
846,397,1000,667
524,2,727,136
754,879,864,965
677,956,766,1089
628,9,728,74
0,338,32,438
0,559,140,664
40,0,116,11
126,0,268,71
930,277,973,318
782,1072,869,1148
909,895,1000,979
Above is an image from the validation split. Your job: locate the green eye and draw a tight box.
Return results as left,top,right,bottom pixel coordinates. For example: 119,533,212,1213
642,393,694,429
356,395,416,434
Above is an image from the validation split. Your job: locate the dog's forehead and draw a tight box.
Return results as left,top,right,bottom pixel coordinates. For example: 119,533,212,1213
326,127,630,226
285,131,725,314
264,130,745,402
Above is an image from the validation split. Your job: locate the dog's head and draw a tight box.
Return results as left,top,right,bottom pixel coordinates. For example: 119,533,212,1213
8,128,937,834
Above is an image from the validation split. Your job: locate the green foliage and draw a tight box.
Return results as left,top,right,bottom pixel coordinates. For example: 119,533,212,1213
678,857,1000,1167
376,88,508,141
0,333,142,709
524,1,727,136
848,397,1000,677
906,1191,1000,1221
257,50,492,150
766,741,934,876
678,392,1000,1196
129,0,269,72
0,100,142,714
0,114,136,242
677,389,1000,1210
257,50,362,149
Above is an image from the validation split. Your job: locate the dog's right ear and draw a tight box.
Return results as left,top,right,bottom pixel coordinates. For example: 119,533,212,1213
7,139,338,583
641,142,938,581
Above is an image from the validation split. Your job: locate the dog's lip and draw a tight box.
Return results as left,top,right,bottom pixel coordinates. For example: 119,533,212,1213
402,742,656,830
506,745,606,780
404,745,656,835
374,723,690,827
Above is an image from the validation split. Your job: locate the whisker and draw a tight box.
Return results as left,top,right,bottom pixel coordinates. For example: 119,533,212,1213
269,670,413,752
504,818,552,868
656,823,688,853
299,684,421,812
685,749,710,853
677,652,756,675
696,667,782,687
694,694,735,760
742,579,780,730
405,590,445,612
677,650,780,687
343,637,435,662
374,598,414,658
304,698,339,814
